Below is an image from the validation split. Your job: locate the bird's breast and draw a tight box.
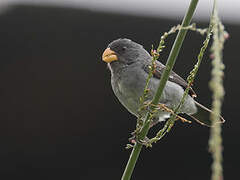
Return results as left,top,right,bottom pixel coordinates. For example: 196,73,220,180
110,66,147,115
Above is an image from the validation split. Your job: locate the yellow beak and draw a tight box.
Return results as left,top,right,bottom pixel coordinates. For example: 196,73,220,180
102,48,118,63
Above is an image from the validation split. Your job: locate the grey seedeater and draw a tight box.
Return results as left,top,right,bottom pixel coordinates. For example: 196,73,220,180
102,38,224,126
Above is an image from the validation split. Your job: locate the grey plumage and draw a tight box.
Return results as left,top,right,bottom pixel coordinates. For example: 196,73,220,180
103,38,224,126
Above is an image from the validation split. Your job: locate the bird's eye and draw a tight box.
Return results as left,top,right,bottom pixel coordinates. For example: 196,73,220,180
122,46,127,51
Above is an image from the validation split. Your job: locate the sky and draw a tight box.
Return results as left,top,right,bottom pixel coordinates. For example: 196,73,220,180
0,0,239,24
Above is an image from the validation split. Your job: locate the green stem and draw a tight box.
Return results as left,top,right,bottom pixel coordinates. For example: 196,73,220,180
121,0,199,179
121,117,151,180
152,0,199,104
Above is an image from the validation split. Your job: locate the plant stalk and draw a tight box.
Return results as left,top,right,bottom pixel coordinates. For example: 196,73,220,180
209,0,225,179
121,0,199,179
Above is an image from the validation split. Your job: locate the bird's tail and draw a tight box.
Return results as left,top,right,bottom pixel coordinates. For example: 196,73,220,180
188,101,225,127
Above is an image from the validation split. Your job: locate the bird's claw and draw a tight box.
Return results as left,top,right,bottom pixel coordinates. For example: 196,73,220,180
128,135,152,148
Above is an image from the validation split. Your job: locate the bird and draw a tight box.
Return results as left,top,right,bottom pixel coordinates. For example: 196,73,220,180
102,38,224,126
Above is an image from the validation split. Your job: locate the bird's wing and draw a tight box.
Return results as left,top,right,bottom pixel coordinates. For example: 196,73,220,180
144,61,197,97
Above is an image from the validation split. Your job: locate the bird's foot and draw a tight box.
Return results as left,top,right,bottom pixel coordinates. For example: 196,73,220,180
128,135,153,148
139,137,153,148
128,131,139,144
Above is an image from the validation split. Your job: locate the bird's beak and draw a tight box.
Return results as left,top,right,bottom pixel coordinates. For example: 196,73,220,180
102,48,118,63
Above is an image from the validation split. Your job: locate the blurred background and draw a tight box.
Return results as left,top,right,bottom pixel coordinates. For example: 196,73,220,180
0,0,239,179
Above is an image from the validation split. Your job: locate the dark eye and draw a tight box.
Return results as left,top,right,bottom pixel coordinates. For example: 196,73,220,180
122,46,127,51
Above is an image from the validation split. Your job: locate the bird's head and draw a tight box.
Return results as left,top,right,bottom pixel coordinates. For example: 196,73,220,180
102,38,150,66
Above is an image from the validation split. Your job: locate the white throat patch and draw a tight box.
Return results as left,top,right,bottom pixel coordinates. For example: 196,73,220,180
107,63,113,73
